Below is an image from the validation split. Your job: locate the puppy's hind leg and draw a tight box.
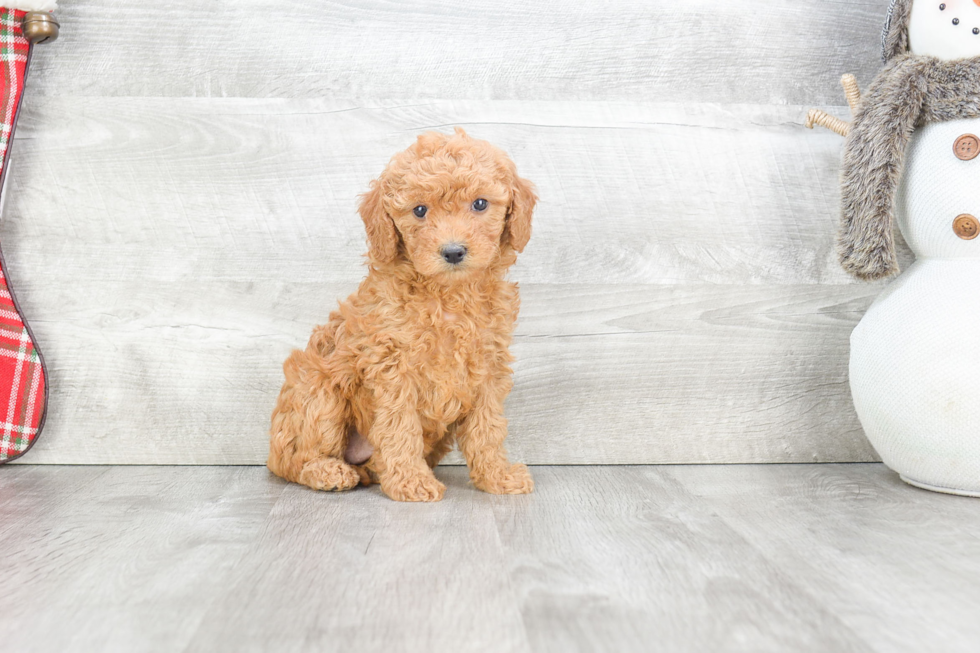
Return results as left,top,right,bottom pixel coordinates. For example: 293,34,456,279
268,350,360,492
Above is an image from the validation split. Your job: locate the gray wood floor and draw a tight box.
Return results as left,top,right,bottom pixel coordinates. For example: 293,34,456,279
1,464,978,652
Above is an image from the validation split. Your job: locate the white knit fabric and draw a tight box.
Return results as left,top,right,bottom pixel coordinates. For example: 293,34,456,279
851,118,980,496
897,119,980,258
4,2,56,10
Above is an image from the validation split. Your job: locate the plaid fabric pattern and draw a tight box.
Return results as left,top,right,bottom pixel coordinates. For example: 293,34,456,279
0,8,44,462
0,268,44,461
0,10,27,154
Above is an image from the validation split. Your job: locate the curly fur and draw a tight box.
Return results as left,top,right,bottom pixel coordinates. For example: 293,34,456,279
268,128,537,502
839,1,980,280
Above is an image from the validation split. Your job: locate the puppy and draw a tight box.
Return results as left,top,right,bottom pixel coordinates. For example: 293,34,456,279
268,128,537,502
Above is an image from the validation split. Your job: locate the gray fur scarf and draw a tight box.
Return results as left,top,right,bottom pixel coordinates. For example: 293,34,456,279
839,55,980,280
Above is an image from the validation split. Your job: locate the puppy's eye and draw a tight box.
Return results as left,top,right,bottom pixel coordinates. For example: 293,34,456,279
413,206,427,219
472,198,488,212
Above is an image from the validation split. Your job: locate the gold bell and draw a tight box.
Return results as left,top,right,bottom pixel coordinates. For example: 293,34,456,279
22,12,59,45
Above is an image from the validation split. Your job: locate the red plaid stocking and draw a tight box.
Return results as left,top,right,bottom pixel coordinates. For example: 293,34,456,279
0,7,56,463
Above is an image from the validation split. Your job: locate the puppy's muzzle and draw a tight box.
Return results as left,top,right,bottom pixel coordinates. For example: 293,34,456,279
440,243,468,266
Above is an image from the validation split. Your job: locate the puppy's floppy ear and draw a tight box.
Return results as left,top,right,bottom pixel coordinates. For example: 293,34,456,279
504,174,537,253
358,180,399,263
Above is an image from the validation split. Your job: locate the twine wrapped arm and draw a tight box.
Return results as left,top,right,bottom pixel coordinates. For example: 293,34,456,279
805,74,861,137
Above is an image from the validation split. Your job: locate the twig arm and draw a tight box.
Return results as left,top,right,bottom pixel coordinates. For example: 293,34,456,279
804,73,861,137
805,109,851,137
842,74,861,116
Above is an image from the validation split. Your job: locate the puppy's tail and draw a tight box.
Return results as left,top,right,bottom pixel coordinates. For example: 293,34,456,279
268,350,362,491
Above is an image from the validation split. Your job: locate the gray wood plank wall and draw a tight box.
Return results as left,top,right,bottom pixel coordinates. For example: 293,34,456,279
7,0,899,464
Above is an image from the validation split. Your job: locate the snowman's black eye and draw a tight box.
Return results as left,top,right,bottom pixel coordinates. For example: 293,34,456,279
954,17,961,25
472,198,488,212
940,3,946,9
413,205,427,219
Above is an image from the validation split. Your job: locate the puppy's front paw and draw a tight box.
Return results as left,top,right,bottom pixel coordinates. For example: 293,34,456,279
382,472,446,502
474,463,534,495
298,457,361,492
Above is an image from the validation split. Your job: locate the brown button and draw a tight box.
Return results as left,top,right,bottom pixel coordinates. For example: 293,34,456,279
954,134,980,161
953,214,980,240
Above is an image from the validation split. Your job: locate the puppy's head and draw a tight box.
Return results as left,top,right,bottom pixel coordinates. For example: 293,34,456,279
359,128,536,280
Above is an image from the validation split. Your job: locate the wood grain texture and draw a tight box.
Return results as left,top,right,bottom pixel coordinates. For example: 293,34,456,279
673,464,980,653
8,98,902,287
11,281,880,464
4,465,980,652
186,470,530,653
0,466,284,652
3,97,890,464
29,0,887,105
3,1,904,464
493,466,873,653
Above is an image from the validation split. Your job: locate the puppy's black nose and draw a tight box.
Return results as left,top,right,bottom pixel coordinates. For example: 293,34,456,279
441,244,468,265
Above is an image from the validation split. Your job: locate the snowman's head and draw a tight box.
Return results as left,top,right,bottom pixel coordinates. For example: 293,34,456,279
883,0,980,61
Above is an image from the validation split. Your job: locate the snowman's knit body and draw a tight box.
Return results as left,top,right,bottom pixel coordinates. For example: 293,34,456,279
851,117,980,495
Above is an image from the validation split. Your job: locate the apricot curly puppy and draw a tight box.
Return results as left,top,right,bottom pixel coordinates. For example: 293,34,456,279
268,128,537,502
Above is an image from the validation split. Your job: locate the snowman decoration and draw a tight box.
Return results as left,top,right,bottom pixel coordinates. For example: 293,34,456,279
808,0,980,496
